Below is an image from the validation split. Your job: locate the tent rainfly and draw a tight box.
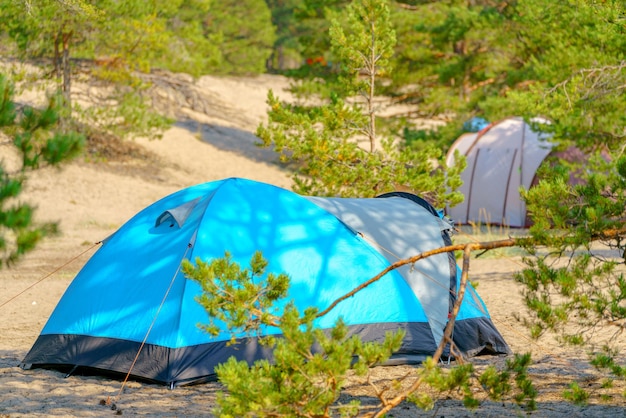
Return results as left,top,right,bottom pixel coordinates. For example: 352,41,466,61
21,177,510,387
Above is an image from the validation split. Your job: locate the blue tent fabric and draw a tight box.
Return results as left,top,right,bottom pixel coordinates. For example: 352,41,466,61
21,177,510,386
462,116,490,133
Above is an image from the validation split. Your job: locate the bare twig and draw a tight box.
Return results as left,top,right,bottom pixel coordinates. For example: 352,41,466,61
369,244,475,417
317,239,517,318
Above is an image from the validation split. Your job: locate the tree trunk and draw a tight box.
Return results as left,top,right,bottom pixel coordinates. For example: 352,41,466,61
368,21,377,153
61,31,73,131
54,31,62,84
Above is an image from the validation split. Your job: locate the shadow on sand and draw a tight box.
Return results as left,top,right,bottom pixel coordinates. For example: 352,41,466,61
175,120,282,166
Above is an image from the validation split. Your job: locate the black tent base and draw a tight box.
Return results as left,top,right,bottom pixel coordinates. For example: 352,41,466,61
20,363,198,388
20,318,510,388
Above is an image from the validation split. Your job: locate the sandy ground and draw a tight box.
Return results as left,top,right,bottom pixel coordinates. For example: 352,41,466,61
1,74,625,417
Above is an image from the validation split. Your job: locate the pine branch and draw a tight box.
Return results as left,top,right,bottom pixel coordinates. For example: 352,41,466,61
317,239,517,318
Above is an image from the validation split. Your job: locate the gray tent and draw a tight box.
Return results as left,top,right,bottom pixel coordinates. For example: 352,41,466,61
445,117,553,227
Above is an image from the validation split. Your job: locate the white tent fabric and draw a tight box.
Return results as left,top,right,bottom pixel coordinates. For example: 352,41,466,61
446,117,553,227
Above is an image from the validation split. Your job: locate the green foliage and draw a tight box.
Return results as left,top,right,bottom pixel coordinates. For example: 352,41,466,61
265,0,305,71
328,0,396,83
75,0,261,78
82,1,167,73
0,0,102,58
74,89,172,141
0,0,277,145
161,0,222,76
185,249,543,415
292,0,348,70
590,347,626,379
413,353,536,412
500,0,626,371
515,145,626,360
421,359,478,409
0,0,231,77
0,0,176,141
402,120,462,153
184,252,404,416
183,251,289,342
13,95,84,168
383,0,626,152
213,308,402,417
563,382,590,406
258,0,464,207
0,74,83,266
259,90,465,206
506,353,537,410
390,0,514,119
480,1,625,147
201,0,276,75
477,363,511,400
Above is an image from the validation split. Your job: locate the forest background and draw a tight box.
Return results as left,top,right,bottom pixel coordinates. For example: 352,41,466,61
0,0,626,416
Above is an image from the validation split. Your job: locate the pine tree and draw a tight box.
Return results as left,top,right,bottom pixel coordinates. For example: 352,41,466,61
257,0,465,207
0,74,83,266
201,0,277,75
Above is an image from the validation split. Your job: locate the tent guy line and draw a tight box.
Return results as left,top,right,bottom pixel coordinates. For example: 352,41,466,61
0,241,101,310
115,240,195,398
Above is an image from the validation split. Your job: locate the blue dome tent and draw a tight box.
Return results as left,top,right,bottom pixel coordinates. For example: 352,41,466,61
21,178,509,387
